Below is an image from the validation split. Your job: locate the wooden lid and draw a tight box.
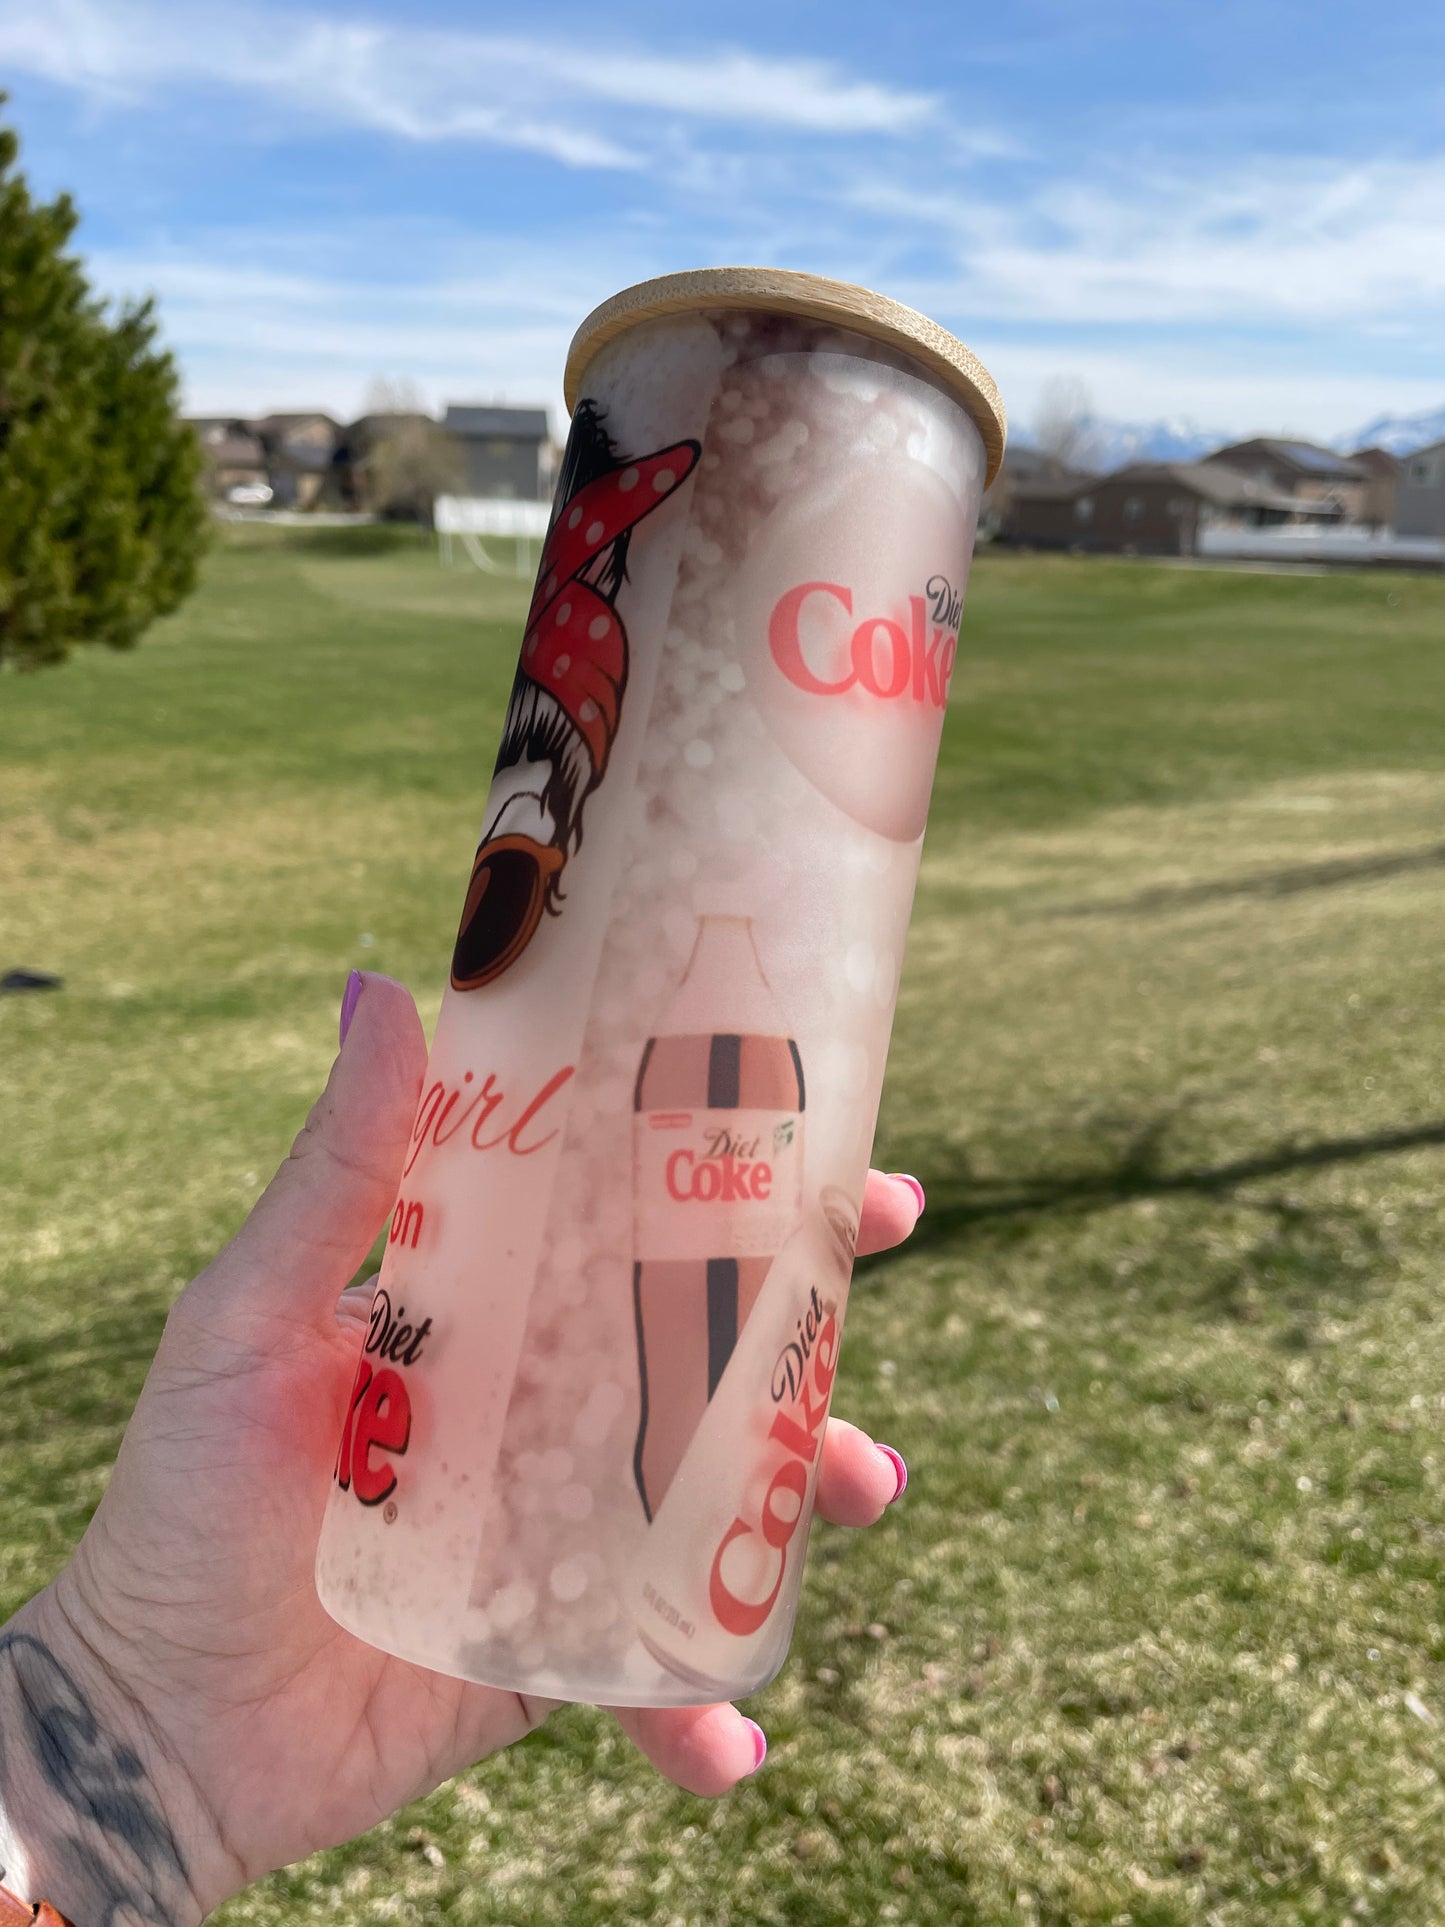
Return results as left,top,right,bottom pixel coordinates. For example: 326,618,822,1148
565,267,1007,485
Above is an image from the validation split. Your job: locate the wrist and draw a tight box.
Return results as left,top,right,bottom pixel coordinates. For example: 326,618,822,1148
0,1583,220,1925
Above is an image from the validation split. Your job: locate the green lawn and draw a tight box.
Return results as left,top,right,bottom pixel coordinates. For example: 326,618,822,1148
4,531,1445,1924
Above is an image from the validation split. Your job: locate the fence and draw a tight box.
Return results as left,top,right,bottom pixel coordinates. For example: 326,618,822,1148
1198,525,1445,568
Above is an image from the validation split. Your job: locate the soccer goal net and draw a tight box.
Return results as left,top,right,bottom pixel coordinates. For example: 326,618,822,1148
435,495,551,577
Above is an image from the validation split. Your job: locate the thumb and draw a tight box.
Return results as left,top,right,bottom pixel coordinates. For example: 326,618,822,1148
202,971,427,1325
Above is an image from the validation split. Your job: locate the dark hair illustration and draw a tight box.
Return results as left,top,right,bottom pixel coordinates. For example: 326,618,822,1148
493,678,592,915
554,399,633,602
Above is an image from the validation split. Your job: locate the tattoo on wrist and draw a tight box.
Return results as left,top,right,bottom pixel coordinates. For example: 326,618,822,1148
0,1631,192,1926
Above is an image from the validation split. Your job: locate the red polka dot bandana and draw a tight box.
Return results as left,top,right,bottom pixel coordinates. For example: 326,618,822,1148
521,440,700,773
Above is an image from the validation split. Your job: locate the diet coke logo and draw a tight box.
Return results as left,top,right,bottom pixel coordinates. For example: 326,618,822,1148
334,1289,432,1509
740,451,972,842
708,1286,837,1637
767,576,961,710
666,1125,774,1204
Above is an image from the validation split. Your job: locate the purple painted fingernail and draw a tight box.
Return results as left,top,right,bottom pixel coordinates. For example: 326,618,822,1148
742,1717,767,1773
339,969,364,1046
891,1173,926,1214
877,1444,908,1502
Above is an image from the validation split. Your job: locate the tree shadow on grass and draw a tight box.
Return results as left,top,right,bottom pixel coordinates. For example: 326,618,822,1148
894,1109,1445,1330
0,1300,170,1490
906,1113,1445,1241
1044,839,1445,920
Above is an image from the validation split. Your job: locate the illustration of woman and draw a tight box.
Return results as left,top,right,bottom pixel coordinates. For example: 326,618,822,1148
451,402,699,991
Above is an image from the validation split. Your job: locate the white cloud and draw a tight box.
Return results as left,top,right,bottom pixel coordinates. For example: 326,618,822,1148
18,0,1442,440
0,0,937,169
514,43,935,133
84,244,654,424
849,153,1445,327
971,337,1445,443
87,239,1443,443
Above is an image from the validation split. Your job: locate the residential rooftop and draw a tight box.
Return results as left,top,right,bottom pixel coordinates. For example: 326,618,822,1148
443,405,550,439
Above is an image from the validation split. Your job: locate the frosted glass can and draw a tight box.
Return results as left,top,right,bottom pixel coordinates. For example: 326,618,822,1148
315,268,1006,1706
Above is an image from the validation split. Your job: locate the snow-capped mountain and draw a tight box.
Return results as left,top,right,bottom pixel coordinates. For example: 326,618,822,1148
1337,407,1445,457
1011,403,1445,474
1078,415,1229,469
1011,416,1231,472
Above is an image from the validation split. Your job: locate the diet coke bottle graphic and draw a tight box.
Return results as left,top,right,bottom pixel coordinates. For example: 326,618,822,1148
629,1189,857,1695
632,915,805,1520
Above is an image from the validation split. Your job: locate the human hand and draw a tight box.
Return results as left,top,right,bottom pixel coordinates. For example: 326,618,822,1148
1,973,923,1922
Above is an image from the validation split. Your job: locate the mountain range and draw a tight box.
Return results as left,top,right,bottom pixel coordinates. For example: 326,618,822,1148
1016,404,1445,472
1335,406,1445,458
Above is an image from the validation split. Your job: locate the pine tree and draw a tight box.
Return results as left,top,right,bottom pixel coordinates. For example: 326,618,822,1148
0,104,206,669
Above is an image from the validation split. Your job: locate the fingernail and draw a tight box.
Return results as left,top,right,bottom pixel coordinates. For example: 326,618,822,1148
742,1717,767,1774
877,1444,908,1502
891,1173,926,1215
339,969,364,1046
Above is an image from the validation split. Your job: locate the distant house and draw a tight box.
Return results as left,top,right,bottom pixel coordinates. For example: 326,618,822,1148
191,401,557,512
188,418,270,501
189,412,345,508
981,446,1090,533
1005,462,1338,556
336,412,437,512
258,412,342,509
996,447,1088,488
1002,475,1095,548
1348,447,1402,531
1395,439,1445,539
443,405,552,500
1200,438,1368,521
343,412,433,453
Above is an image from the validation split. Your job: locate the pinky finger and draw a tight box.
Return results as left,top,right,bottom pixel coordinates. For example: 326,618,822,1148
857,1170,924,1257
611,1700,767,1797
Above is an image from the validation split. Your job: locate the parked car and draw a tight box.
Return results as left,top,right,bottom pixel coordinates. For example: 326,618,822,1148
227,481,274,507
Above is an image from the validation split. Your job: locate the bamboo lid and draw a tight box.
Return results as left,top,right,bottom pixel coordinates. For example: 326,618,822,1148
565,267,1007,485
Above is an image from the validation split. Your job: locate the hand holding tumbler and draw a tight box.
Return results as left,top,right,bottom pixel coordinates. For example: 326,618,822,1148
316,268,1006,1706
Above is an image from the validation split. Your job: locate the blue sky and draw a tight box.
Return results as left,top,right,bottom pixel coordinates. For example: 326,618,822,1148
3,0,1443,441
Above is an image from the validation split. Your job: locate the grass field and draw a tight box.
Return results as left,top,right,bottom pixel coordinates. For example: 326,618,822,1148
3,530,1445,1924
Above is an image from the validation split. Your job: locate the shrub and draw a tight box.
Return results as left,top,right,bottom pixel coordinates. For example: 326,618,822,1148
0,107,207,668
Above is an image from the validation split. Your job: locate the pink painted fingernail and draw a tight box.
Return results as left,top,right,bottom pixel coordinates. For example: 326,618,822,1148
339,969,364,1046
877,1444,908,1501
742,1717,767,1773
891,1173,925,1214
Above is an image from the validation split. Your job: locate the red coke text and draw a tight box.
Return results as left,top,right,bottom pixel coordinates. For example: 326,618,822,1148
768,576,961,709
708,1287,837,1636
334,1288,432,1508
